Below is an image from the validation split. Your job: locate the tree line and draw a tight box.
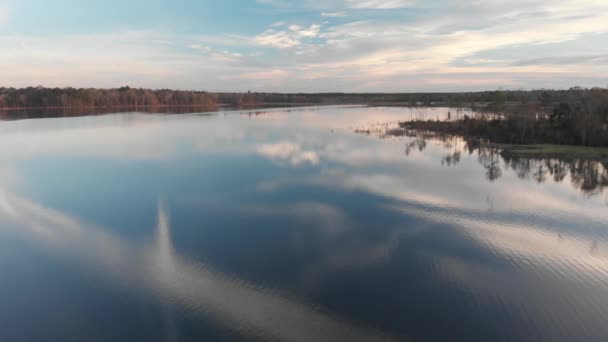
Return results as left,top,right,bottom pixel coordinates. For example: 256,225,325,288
0,86,217,109
401,87,608,147
3,86,607,109
217,87,608,108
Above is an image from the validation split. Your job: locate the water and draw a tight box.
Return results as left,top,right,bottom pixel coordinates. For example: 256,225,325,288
0,106,607,342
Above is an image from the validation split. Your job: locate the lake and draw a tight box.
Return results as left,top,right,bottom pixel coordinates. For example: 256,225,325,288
0,106,607,342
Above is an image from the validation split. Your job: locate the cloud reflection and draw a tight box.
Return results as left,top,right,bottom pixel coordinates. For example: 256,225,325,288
256,141,320,166
0,189,400,342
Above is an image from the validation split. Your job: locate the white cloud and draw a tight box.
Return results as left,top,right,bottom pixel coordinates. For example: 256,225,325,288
256,29,301,48
256,24,322,49
257,0,413,10
346,0,412,9
299,24,322,37
321,12,347,17
189,44,243,61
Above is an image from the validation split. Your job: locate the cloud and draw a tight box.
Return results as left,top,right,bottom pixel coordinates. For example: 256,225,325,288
512,54,608,66
346,0,412,9
321,12,347,17
256,29,300,48
246,0,608,90
219,69,289,80
256,24,322,49
258,0,413,10
189,44,243,61
0,1,9,26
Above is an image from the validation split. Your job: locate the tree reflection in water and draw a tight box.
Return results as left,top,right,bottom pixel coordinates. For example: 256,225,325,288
357,126,608,200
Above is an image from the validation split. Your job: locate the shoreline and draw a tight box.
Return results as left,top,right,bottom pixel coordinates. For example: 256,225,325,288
0,102,458,112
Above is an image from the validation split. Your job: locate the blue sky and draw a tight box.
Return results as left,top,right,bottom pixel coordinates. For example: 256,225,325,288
0,0,607,92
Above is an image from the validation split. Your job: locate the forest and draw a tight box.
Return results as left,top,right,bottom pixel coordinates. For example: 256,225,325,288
0,86,217,109
400,87,608,147
2,86,608,109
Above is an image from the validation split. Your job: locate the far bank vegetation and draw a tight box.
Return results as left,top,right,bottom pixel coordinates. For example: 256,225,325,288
402,87,608,147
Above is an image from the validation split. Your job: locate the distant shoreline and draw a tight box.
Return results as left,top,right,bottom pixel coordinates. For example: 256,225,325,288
0,102,362,113
2,86,606,112
0,102,462,112
0,104,220,111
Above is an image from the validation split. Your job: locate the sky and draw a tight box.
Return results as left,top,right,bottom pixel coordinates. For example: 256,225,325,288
0,0,607,92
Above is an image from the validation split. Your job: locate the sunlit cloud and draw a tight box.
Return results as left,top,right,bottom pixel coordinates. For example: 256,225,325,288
255,23,322,49
321,12,347,18
346,0,413,9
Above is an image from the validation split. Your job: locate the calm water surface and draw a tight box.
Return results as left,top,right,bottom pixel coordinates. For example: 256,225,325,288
0,106,607,342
